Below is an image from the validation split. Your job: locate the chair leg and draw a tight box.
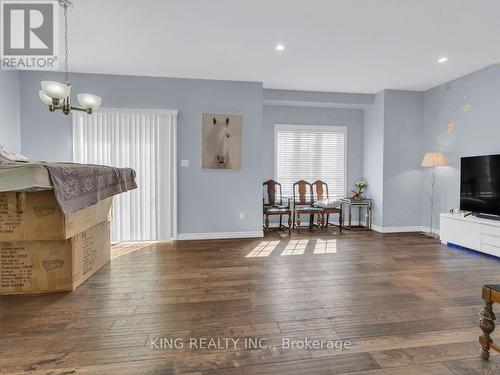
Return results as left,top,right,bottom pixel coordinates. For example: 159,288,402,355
480,300,496,360
309,214,314,229
326,213,330,229
288,215,292,235
279,214,283,229
264,213,270,231
296,213,301,232
317,213,322,228
339,210,343,232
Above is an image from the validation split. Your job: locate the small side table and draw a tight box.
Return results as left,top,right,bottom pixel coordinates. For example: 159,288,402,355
340,198,373,230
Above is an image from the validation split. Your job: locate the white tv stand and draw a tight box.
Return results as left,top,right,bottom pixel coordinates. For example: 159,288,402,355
440,213,500,257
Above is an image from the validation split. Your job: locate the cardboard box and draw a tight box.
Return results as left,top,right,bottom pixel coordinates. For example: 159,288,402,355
0,222,110,295
0,191,112,241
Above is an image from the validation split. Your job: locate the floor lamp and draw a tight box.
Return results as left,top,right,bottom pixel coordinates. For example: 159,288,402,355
421,152,447,238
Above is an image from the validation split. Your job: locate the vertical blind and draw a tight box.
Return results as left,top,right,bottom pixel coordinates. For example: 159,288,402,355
72,109,177,241
275,124,346,198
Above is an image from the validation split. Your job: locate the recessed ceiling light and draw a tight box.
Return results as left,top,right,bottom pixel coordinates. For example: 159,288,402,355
275,43,285,52
438,57,448,64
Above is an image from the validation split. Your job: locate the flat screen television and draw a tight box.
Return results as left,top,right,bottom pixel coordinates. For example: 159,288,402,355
460,154,500,217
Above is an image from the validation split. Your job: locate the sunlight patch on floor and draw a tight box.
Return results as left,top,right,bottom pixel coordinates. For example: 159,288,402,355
111,241,158,259
281,239,308,256
245,241,280,257
313,239,337,254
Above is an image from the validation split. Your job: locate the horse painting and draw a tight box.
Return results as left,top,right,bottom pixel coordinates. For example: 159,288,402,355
202,113,242,170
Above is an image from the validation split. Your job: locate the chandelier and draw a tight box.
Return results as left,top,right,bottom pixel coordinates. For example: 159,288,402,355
39,0,101,115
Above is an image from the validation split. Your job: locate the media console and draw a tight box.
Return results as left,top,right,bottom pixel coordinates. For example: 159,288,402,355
440,213,500,258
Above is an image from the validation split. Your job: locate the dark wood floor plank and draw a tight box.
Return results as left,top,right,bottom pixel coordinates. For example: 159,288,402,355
0,230,497,374
443,355,500,375
369,341,481,368
201,353,380,375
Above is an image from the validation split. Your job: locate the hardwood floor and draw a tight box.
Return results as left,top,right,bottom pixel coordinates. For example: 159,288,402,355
1,229,500,374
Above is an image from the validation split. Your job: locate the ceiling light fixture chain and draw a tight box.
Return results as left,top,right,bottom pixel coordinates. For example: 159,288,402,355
63,0,69,84
39,0,102,115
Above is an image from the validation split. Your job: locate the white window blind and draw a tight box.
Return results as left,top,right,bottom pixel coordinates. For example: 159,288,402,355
275,124,346,198
73,109,177,241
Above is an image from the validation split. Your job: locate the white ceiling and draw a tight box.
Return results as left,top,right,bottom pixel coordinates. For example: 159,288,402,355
66,0,500,93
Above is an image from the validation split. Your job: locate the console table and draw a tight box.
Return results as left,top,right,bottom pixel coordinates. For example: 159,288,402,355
440,213,500,257
340,198,373,230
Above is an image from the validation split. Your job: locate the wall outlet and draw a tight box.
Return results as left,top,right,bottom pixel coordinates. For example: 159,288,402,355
181,159,189,167
239,212,245,220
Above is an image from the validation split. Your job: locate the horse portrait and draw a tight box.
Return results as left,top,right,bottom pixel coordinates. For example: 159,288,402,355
202,113,242,170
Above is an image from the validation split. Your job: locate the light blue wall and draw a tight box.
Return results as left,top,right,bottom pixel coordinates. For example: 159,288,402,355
362,90,424,229
17,65,498,234
18,71,263,236
0,70,21,153
422,64,500,229
382,90,424,228
263,105,365,190
264,89,374,108
362,91,385,227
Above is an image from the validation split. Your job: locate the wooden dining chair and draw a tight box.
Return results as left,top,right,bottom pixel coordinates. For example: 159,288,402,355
312,180,342,232
263,180,292,234
292,180,323,231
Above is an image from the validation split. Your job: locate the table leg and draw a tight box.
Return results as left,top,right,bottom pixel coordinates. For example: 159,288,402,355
479,300,496,360
349,205,352,228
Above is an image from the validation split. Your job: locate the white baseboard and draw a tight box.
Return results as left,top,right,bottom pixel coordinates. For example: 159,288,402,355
371,225,423,233
177,231,264,240
371,225,440,235
177,226,440,239
265,221,437,235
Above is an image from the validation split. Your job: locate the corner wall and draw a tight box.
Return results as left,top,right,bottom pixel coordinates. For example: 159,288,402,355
362,91,385,228
362,90,424,231
382,90,424,229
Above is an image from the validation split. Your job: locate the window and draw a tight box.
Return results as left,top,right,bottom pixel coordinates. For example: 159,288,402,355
275,124,346,199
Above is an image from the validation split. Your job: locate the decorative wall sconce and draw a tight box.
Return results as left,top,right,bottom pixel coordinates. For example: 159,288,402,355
463,84,471,112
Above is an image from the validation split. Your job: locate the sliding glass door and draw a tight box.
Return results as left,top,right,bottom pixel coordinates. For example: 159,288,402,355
72,109,177,241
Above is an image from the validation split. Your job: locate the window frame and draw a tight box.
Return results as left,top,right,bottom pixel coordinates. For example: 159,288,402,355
273,123,348,199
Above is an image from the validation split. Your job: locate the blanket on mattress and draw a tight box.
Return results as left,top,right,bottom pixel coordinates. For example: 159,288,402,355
0,158,137,215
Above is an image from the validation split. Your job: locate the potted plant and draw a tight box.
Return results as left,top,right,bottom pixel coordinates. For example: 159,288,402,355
351,179,367,200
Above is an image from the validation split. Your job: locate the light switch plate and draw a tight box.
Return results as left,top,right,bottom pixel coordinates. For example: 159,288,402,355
181,159,189,167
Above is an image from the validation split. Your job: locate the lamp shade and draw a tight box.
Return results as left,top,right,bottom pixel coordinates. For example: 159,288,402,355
41,81,71,99
77,93,102,110
39,90,53,105
421,152,447,167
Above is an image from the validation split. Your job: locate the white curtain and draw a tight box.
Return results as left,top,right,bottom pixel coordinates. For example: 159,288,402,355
72,109,177,241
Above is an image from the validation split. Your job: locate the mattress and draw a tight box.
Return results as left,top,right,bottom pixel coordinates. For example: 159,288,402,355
0,163,53,192
0,161,137,215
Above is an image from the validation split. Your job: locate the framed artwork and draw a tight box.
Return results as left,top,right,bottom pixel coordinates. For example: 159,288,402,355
202,113,242,170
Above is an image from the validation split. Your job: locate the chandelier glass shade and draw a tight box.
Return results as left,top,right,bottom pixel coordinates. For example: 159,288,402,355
77,94,102,110
39,90,54,106
39,1,101,115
